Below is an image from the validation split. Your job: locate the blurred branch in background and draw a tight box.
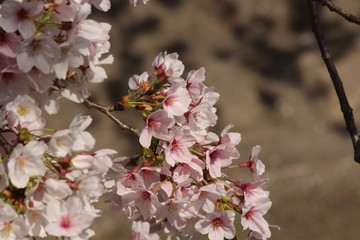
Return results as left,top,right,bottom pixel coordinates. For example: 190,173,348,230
317,0,360,25
308,0,360,164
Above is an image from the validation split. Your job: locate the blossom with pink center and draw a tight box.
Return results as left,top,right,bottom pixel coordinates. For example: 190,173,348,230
173,180,197,200
152,52,184,83
191,182,225,213
163,86,191,116
164,127,196,166
16,33,61,74
240,145,265,180
113,164,144,190
195,210,236,240
173,158,205,183
235,179,269,203
53,37,89,80
139,110,175,148
121,185,161,220
0,1,43,39
45,196,94,237
138,166,171,188
7,140,47,188
241,197,272,239
131,221,159,240
205,143,240,178
156,198,192,230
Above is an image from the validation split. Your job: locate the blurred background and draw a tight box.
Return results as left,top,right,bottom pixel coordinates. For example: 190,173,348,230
46,0,360,239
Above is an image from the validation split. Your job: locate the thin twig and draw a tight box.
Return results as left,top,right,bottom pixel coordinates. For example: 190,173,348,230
84,99,140,137
307,0,360,164
317,0,360,25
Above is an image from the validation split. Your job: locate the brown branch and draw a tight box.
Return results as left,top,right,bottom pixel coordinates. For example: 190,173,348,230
317,0,360,25
84,99,140,137
307,0,360,164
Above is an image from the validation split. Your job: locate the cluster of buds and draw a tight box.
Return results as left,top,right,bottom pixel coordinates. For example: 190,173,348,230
0,0,112,114
108,52,277,240
0,95,117,239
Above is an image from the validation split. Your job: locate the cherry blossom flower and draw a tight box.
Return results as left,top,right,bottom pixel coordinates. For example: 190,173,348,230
16,33,61,74
0,1,43,39
44,178,73,201
186,67,206,102
188,102,218,141
206,142,240,178
69,114,95,151
235,179,269,202
53,37,89,80
25,201,48,238
91,149,117,173
172,158,205,183
164,127,196,166
7,140,47,188
0,201,28,240
139,110,175,148
195,210,236,240
156,198,191,230
241,197,272,240
163,86,191,116
48,129,74,157
77,173,104,200
240,145,265,180
138,166,171,189
152,52,184,83
45,196,94,237
191,182,225,213
6,95,41,124
121,185,161,220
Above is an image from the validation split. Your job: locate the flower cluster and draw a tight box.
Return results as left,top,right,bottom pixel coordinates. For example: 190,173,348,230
0,0,112,114
108,52,277,240
0,95,116,239
0,0,277,239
